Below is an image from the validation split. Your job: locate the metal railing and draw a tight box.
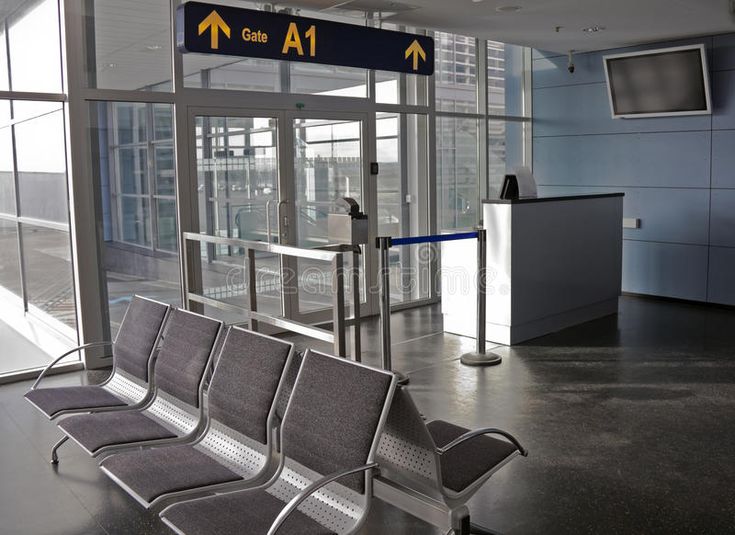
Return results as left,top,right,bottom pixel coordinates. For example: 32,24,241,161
182,233,361,360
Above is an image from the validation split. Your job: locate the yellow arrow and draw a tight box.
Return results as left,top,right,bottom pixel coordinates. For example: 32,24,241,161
198,10,230,49
405,39,426,71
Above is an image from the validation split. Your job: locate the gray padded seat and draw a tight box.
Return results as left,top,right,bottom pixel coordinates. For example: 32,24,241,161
59,411,177,453
99,327,293,505
162,490,333,535
162,350,396,535
57,309,222,454
25,387,126,418
427,420,519,493
101,445,241,502
24,296,168,418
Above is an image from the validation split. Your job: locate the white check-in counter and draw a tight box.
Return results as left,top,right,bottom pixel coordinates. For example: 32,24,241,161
442,193,624,345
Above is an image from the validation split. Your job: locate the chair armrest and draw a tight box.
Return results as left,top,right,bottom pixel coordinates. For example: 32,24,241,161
31,341,113,390
436,427,528,457
267,462,378,535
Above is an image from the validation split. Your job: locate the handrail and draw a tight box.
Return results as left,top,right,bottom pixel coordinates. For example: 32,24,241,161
182,232,359,359
436,427,528,457
267,462,378,535
183,232,342,262
31,341,113,390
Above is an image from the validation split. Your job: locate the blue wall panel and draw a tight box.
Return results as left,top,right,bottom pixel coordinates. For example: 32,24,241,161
533,33,734,303
533,132,711,188
538,185,710,245
708,247,735,305
622,241,709,301
711,130,735,188
710,189,735,247
713,34,735,71
534,83,711,137
532,54,606,89
712,70,735,130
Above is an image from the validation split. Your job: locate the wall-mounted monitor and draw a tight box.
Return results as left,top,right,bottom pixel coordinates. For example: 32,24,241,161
603,44,711,119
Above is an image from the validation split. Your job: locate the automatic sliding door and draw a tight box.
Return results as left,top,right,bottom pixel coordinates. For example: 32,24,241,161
194,113,282,320
290,116,367,319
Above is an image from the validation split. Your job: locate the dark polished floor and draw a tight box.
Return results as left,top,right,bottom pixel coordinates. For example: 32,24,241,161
2,295,735,534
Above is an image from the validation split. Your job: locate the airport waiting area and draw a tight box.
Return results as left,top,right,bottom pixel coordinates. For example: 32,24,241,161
2,0,735,533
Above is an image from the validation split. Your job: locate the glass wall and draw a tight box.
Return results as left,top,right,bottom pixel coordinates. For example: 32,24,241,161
436,34,531,231
0,0,78,375
376,112,431,303
90,102,180,335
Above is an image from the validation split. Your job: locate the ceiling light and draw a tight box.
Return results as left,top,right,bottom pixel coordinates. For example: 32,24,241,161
582,25,605,33
496,5,522,12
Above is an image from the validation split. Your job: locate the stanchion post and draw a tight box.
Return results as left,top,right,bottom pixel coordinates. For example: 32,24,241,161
352,249,361,362
378,237,392,371
476,228,487,355
461,228,502,367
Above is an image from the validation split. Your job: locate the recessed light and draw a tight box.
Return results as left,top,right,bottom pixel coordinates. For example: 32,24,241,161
496,5,522,12
582,25,605,32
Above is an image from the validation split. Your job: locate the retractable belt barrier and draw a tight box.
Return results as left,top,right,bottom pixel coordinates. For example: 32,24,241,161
376,230,501,385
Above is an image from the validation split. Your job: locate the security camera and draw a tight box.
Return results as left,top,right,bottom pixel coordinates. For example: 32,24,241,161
567,50,575,74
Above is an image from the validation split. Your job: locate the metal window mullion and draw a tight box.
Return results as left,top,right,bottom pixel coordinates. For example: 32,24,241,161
398,111,410,302
477,38,489,210
427,40,439,299
3,19,11,92
62,0,108,359
147,103,159,251
522,46,533,169
171,0,197,309
9,118,28,312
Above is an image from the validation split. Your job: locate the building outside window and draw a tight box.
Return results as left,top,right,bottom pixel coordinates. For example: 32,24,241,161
436,32,532,231
0,0,78,376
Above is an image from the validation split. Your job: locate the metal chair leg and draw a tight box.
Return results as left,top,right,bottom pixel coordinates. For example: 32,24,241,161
51,435,68,465
451,508,471,535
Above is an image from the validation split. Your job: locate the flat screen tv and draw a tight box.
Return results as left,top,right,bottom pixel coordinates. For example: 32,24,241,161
603,44,711,119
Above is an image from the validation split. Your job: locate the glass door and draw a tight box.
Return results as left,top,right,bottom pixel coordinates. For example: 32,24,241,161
192,111,284,320
188,108,374,327
284,112,371,323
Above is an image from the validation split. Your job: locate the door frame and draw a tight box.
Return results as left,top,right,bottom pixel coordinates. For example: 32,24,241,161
184,105,379,325
283,109,376,325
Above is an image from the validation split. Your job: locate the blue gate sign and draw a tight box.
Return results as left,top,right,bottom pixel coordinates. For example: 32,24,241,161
177,1,434,76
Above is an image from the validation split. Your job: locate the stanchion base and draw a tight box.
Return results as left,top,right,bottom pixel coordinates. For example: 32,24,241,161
460,352,502,367
395,371,410,385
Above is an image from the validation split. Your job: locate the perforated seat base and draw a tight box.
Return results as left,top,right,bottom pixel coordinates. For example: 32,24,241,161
59,411,177,453
427,420,518,493
163,489,335,535
25,386,127,418
101,445,242,503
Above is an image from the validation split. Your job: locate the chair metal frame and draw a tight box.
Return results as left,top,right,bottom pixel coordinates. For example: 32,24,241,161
55,309,225,463
160,348,398,535
27,296,172,421
374,388,528,535
100,326,296,509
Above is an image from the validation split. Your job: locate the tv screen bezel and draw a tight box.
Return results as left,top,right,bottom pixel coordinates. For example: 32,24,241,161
603,44,711,119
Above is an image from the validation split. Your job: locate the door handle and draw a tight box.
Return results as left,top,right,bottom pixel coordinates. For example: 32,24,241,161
265,199,274,243
277,200,289,240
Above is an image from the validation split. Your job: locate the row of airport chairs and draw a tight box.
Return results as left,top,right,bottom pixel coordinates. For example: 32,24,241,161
24,296,527,535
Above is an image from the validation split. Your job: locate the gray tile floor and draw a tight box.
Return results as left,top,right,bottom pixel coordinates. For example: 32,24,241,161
2,295,735,534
